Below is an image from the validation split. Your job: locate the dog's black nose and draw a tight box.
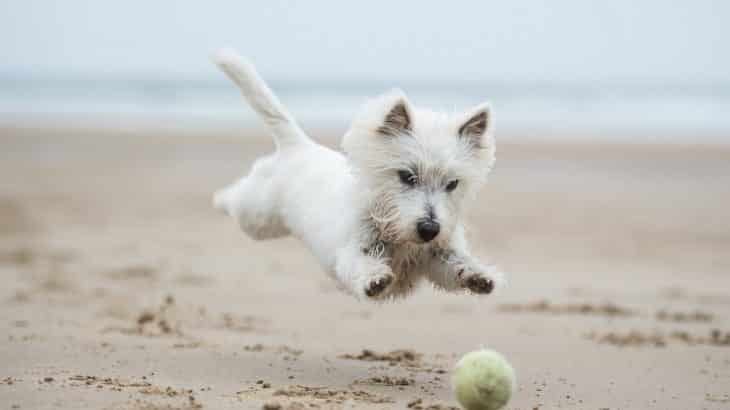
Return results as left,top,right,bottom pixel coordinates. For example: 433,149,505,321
417,220,440,242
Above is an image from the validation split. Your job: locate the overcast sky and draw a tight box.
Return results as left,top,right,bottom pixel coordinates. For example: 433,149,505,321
1,1,728,84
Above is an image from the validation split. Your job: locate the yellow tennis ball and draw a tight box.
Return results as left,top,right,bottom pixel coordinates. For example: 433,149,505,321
452,349,516,410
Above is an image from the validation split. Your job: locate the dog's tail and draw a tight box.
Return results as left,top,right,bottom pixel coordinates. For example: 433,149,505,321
212,48,309,148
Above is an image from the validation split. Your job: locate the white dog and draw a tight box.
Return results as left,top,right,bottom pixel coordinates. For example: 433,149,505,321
212,49,504,301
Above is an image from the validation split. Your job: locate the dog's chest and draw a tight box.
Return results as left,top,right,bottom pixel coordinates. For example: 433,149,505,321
388,244,433,276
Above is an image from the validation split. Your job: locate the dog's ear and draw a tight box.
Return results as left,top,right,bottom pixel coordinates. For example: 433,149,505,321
376,90,413,136
457,102,492,148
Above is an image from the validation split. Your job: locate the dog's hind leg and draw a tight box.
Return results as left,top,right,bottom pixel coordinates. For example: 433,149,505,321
214,157,290,240
214,181,289,240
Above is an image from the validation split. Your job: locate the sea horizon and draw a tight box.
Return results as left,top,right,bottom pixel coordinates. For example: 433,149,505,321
2,73,730,141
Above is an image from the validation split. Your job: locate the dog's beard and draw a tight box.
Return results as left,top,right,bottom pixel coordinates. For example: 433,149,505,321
368,192,405,244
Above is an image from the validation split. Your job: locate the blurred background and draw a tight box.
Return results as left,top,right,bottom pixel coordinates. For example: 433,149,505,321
2,0,730,139
2,2,730,410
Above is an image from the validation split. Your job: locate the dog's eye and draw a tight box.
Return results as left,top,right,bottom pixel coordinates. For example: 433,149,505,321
398,170,417,186
445,179,459,192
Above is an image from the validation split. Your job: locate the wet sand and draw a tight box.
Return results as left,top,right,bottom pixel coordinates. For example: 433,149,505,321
1,125,729,409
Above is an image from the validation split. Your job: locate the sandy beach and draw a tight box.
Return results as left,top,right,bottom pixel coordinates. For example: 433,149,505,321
1,125,729,410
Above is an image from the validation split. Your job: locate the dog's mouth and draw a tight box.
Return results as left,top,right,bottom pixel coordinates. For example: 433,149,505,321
412,234,448,247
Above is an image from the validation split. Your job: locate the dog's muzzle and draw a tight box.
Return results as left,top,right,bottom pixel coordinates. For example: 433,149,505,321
416,220,440,242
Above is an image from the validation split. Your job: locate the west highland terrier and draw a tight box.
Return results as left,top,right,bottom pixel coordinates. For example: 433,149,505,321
212,49,504,301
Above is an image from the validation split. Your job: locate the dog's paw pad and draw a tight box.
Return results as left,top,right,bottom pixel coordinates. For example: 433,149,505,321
365,274,394,298
464,275,494,294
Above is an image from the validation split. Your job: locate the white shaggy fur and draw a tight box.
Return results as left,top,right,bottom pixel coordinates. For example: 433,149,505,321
212,49,504,301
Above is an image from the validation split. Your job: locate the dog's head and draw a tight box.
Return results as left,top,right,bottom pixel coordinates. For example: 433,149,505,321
343,89,495,247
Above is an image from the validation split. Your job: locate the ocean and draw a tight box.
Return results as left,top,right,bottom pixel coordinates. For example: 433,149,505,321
2,74,729,142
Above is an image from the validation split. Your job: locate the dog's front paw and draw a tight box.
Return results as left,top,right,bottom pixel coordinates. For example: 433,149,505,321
458,265,503,295
365,272,394,298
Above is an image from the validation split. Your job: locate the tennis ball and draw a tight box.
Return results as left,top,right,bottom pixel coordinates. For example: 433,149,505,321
452,349,515,410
